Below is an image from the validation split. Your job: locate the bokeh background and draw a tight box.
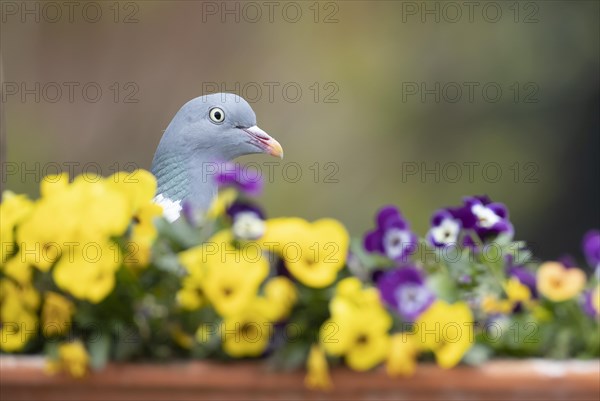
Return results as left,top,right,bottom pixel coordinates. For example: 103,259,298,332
1,1,598,264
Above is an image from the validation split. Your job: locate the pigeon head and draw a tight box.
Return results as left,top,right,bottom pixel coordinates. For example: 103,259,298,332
156,93,283,160
151,93,283,219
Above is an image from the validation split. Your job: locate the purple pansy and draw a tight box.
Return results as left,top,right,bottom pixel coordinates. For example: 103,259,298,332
508,266,538,299
214,162,263,196
226,200,265,220
582,230,600,271
505,255,538,299
447,195,513,242
557,254,578,269
364,206,418,263
426,209,462,248
426,195,512,248
377,266,435,321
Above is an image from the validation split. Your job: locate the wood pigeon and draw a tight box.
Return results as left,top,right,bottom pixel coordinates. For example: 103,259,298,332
151,93,283,222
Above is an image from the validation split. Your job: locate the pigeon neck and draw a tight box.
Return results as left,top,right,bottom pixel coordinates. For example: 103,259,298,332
152,150,218,211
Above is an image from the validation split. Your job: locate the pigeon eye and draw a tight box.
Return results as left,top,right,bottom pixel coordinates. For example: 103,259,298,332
209,107,225,124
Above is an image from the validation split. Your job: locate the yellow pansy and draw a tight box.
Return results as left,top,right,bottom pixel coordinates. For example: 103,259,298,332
127,202,163,267
336,276,363,297
17,175,131,271
414,300,474,369
330,278,385,317
320,280,391,371
46,341,89,378
482,277,533,315
0,279,39,352
201,230,269,317
261,276,298,321
39,173,70,197
386,333,420,377
201,276,297,332
52,239,121,303
108,170,160,267
107,169,157,213
537,262,586,302
259,218,349,288
176,274,205,311
178,245,204,275
177,245,207,310
1,278,40,311
329,278,382,317
0,301,38,352
305,345,332,390
16,174,82,271
481,296,513,315
206,187,237,218
321,308,391,371
203,260,268,317
0,191,33,263
1,256,33,284
505,277,532,303
71,176,132,239
0,297,38,352
42,292,75,337
40,172,69,198
220,300,272,357
17,173,134,303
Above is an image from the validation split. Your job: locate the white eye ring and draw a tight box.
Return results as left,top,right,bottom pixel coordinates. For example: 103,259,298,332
209,107,225,124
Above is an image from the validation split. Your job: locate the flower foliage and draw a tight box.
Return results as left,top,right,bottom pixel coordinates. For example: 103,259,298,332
0,170,598,388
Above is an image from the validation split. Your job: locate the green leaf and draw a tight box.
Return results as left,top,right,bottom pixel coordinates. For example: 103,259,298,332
43,342,59,361
88,334,110,371
266,342,309,371
426,272,458,302
463,344,492,366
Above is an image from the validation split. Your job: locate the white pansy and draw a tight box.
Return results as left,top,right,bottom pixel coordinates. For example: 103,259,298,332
430,218,461,245
232,211,265,240
471,204,501,228
394,284,431,316
383,228,413,260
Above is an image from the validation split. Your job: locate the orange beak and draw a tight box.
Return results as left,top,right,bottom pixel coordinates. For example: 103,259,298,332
242,125,284,159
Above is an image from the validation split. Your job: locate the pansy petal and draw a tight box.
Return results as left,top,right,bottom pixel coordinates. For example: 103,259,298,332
582,230,600,267
364,230,384,253
376,206,401,228
487,202,508,219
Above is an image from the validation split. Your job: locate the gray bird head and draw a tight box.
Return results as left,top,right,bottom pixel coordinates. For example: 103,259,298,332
155,93,283,161
151,93,283,218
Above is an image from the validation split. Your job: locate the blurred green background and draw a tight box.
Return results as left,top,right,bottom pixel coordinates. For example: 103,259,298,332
1,1,598,263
